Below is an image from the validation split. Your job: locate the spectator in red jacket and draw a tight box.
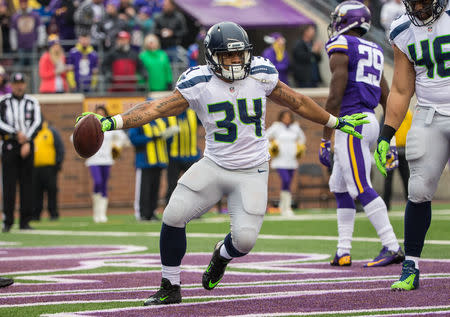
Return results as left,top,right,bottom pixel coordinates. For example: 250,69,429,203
102,30,144,92
39,34,69,93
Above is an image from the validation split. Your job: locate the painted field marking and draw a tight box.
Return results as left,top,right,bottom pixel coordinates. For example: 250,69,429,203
0,247,448,316
2,275,449,301
36,294,450,316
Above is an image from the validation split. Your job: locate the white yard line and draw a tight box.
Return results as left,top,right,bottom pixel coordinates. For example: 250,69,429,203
34,295,450,316
223,305,450,317
12,229,450,245
2,275,449,299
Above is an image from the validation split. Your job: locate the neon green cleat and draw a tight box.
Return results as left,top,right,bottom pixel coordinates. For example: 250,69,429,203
202,240,231,290
391,260,419,291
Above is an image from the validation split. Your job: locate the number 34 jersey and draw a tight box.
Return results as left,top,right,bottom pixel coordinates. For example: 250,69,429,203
325,34,384,117
175,57,278,170
390,3,450,113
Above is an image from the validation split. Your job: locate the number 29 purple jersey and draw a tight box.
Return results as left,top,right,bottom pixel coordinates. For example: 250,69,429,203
325,35,384,116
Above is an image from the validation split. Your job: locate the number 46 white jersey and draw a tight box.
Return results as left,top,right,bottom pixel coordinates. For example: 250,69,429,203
389,3,450,113
176,57,279,169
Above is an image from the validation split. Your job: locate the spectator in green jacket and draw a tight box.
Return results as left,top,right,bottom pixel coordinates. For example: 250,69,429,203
139,33,172,92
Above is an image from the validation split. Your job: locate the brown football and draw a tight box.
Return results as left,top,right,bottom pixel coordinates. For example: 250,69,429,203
73,114,104,158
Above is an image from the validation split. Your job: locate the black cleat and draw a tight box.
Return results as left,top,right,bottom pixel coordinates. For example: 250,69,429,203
202,240,231,290
0,277,14,288
143,278,181,306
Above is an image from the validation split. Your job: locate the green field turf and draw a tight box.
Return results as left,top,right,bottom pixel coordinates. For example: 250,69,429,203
2,203,449,259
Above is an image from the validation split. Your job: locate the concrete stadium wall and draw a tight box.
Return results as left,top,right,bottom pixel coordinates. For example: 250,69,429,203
31,91,449,210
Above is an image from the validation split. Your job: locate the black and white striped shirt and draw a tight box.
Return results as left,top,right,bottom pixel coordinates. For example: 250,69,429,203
0,93,42,140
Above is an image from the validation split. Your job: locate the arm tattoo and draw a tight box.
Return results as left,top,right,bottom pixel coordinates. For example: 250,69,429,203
122,93,187,128
156,95,183,110
273,86,303,111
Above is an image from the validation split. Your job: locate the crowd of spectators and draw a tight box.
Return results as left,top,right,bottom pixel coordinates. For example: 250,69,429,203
0,0,401,94
0,0,190,93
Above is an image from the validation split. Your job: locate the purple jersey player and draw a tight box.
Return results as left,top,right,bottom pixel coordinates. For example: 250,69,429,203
319,1,404,268
66,34,99,92
327,35,383,116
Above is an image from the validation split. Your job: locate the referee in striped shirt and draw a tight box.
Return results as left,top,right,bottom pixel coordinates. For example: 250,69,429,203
0,72,42,232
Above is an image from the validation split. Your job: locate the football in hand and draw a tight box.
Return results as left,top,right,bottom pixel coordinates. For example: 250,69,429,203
73,114,104,158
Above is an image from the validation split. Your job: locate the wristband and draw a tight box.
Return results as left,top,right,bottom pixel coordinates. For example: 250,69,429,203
380,124,396,142
325,114,338,128
112,114,123,129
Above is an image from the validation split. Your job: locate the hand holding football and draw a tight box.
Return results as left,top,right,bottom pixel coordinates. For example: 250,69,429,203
73,114,104,158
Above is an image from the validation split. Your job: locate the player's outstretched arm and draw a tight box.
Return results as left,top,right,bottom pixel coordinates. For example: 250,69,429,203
268,80,369,139
77,90,189,131
374,45,415,176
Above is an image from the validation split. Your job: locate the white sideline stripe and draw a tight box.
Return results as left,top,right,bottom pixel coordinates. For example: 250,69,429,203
223,305,450,317
12,229,450,245
3,276,449,299
0,241,19,246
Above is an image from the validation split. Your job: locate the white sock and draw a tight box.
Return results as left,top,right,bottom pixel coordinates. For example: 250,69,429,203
336,208,356,256
405,256,420,269
364,197,400,251
219,244,232,260
161,265,181,286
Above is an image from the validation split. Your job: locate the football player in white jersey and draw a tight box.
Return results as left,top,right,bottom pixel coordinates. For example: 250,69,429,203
77,21,369,305
374,0,450,291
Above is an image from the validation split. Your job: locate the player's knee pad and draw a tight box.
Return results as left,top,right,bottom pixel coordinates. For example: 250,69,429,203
232,227,258,254
162,194,188,228
408,175,435,203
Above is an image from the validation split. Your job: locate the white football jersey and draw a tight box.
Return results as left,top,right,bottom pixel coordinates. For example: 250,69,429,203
389,3,450,114
176,56,278,169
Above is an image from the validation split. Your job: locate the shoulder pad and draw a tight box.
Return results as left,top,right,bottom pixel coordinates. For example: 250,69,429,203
389,15,411,41
176,66,212,90
250,56,278,75
326,35,348,52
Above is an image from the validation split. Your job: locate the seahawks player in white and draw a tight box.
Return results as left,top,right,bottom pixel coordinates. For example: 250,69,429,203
374,0,450,291
77,21,369,305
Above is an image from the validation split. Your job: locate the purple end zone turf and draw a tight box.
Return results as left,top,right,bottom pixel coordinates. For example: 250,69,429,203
0,246,448,316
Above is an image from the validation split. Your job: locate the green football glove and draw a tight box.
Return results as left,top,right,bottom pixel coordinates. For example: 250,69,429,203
75,112,116,132
374,137,390,177
335,113,370,139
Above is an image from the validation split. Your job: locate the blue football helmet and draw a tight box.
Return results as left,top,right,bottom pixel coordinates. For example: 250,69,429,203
204,21,253,81
328,1,372,38
402,0,448,26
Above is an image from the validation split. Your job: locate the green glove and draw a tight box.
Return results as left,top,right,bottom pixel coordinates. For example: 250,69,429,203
374,137,390,177
75,112,116,132
335,113,370,139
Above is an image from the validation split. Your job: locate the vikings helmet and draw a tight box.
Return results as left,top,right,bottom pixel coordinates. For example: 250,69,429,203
204,21,253,81
328,1,372,38
402,0,448,26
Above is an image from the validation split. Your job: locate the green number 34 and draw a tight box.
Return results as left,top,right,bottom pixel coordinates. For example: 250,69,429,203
408,35,450,79
207,98,263,143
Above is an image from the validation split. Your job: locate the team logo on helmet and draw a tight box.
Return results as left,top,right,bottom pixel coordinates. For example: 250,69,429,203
328,0,372,38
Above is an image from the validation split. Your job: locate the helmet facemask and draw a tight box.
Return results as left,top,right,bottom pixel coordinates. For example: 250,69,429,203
212,48,252,81
403,0,448,26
